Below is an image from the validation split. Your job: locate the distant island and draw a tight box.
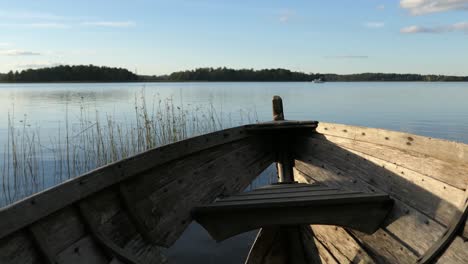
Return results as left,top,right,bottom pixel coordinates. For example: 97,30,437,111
0,65,138,82
1,65,467,82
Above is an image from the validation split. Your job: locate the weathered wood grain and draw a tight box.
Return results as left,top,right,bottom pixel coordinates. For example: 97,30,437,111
313,134,468,189
245,227,287,264
435,236,468,263
299,226,324,264
316,122,468,164
79,191,167,263
0,231,42,264
0,126,250,240
352,229,418,264
245,226,316,264
310,225,375,264
28,207,86,260
301,228,338,264
138,143,273,246
54,236,108,264
294,159,444,256
296,137,464,226
121,137,260,203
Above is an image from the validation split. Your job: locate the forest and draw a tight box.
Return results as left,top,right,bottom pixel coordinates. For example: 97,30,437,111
0,65,138,82
1,65,467,82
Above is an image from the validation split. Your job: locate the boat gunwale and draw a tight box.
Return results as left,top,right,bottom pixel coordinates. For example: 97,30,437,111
0,125,251,240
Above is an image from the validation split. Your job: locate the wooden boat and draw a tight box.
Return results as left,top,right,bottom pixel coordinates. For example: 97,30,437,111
0,96,467,263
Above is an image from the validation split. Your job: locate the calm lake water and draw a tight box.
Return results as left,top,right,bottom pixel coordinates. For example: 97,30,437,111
1,81,468,263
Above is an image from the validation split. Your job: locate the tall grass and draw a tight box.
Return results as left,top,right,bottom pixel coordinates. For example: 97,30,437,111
0,91,260,206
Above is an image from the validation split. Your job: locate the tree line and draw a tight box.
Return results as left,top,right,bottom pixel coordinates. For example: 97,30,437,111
0,65,138,82
1,65,467,82
149,68,468,82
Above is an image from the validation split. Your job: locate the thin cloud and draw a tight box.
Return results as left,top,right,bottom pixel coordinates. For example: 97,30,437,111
0,42,11,46
377,5,385,10
278,9,295,23
365,22,385,28
16,62,62,69
0,49,41,56
324,55,369,59
81,21,136,28
401,22,468,33
400,0,468,15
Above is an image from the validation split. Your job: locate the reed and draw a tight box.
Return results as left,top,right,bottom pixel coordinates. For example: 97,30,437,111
0,92,260,206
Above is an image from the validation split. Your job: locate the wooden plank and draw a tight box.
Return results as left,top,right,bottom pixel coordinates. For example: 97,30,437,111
121,137,262,203
216,189,359,203
0,125,251,240
435,236,468,263
28,207,86,259
312,134,468,190
301,227,338,264
418,194,468,263
316,122,468,164
299,226,327,264
118,183,154,243
202,192,381,208
310,225,376,264
194,195,392,241
28,226,55,264
296,137,465,226
257,183,324,189
120,235,167,264
0,231,42,264
234,186,335,196
352,229,418,264
245,227,288,264
78,201,142,264
294,159,445,256
245,226,316,264
84,196,167,264
137,143,274,246
284,226,312,264
55,236,108,264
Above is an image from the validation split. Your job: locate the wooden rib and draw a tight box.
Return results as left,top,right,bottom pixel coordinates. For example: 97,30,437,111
77,202,141,264
316,122,468,164
28,225,56,264
137,144,274,246
84,191,167,264
0,231,43,264
0,125,250,240
118,183,155,243
435,236,468,263
294,159,434,258
418,194,468,263
295,159,434,261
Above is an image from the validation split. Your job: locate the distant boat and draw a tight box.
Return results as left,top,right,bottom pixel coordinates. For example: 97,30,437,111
313,78,324,83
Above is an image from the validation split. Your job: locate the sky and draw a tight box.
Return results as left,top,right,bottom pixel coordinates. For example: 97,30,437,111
0,0,467,76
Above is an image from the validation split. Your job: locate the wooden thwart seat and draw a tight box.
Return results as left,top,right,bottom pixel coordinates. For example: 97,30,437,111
192,183,393,241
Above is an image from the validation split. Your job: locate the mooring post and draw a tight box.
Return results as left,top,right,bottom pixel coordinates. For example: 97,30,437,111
272,96,294,183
